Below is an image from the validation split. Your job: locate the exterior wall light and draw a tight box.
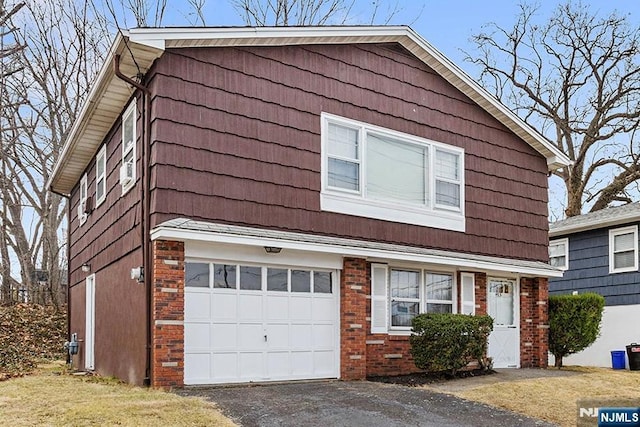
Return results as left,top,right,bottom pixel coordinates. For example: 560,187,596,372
81,263,91,273
264,246,282,254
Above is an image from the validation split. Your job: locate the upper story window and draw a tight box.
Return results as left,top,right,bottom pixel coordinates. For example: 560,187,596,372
549,238,569,270
119,100,136,194
320,113,465,231
609,226,638,274
78,173,88,225
95,145,106,207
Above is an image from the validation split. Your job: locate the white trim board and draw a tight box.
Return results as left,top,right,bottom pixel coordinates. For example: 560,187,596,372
151,219,563,278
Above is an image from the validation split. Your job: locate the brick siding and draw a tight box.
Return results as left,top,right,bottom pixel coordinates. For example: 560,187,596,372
151,240,185,388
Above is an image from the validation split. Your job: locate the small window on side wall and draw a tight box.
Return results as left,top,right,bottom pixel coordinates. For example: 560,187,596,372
78,173,88,225
549,238,569,270
95,145,106,207
120,100,136,194
609,226,638,274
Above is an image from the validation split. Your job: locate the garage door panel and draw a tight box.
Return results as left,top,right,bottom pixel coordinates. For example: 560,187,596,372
290,324,312,349
185,293,210,320
238,323,264,350
266,323,289,348
314,351,336,375
238,294,263,321
211,323,237,351
185,322,210,349
291,352,314,375
312,324,334,349
267,352,290,378
290,297,312,321
185,352,210,382
312,298,334,322
239,352,264,379
265,295,289,320
211,293,237,320
211,353,239,381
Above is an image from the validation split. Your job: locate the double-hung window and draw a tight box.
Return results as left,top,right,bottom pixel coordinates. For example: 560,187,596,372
120,100,136,194
95,145,106,207
321,113,465,231
374,266,457,331
609,226,638,273
549,238,569,270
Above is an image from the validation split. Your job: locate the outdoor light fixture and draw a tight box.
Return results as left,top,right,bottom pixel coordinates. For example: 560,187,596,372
81,263,91,273
264,246,282,254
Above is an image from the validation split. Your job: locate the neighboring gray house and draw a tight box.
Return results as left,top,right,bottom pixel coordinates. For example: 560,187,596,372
549,203,640,367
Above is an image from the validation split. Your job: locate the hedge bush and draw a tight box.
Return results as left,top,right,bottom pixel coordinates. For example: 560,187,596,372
409,313,493,375
0,304,66,379
549,293,605,368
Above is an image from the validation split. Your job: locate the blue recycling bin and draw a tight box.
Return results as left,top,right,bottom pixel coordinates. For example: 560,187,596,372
611,350,626,369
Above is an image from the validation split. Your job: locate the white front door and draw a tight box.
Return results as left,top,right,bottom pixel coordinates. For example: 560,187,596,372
487,278,519,368
184,263,339,385
84,274,96,371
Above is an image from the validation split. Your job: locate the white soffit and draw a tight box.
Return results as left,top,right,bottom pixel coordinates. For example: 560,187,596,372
49,26,571,195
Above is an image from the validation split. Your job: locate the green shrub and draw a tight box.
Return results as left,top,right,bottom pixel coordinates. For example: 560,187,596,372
409,313,493,375
549,293,605,368
0,304,67,379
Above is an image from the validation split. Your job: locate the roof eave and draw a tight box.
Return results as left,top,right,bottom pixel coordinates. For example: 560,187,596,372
550,211,640,237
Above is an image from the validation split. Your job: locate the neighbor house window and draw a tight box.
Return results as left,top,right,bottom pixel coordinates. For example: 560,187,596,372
78,173,88,225
371,264,458,333
609,226,638,273
321,113,465,231
95,145,106,207
119,100,136,194
549,238,569,270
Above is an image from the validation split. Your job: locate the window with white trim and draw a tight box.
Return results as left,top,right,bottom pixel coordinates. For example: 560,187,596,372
609,226,638,274
78,173,88,225
460,273,475,315
321,113,465,231
95,145,106,207
549,238,569,270
120,100,136,194
371,265,459,332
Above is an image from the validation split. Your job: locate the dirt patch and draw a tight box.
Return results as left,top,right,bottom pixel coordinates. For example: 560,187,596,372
368,368,496,387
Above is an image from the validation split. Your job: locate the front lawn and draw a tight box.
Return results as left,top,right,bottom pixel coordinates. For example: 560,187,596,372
443,367,640,427
0,362,236,426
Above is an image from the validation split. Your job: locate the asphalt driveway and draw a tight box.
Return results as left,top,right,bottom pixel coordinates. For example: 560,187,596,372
178,380,554,427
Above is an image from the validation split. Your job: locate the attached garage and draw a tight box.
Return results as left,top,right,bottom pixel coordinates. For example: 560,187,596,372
184,260,340,385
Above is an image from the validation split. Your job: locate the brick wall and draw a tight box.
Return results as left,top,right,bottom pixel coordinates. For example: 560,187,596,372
340,257,368,379
520,277,549,368
151,240,185,389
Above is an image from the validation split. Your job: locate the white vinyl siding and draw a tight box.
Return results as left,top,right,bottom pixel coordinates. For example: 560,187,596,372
321,113,465,231
549,238,569,270
609,226,638,274
95,145,106,207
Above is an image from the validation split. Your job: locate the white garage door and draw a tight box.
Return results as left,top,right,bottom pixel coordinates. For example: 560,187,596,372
184,262,339,385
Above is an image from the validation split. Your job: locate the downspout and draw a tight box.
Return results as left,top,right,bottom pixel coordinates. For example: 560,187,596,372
114,54,153,387
50,188,71,364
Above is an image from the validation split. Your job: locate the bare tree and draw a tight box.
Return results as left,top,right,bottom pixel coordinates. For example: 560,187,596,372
0,0,25,304
232,0,405,26
0,0,109,308
467,2,640,218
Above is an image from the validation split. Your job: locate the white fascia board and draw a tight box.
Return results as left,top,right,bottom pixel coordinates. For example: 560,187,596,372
550,212,640,237
151,226,563,278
